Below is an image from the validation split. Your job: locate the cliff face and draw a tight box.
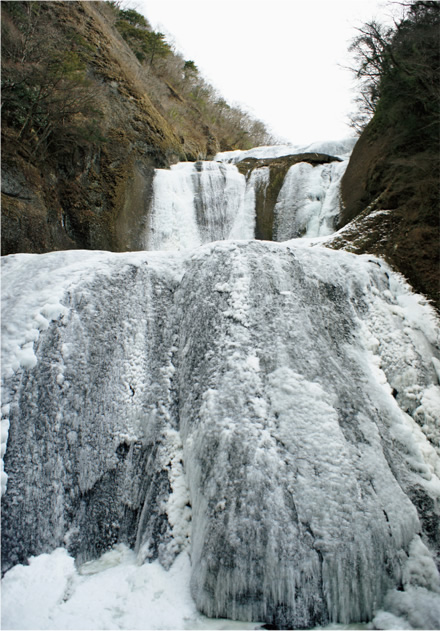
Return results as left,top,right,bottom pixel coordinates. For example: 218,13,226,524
1,1,269,255
327,2,439,311
1,131,159,254
2,2,182,254
327,120,439,310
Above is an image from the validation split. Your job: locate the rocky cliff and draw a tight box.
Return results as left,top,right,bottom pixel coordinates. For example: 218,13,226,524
327,2,439,311
2,2,178,254
327,120,439,311
1,1,271,255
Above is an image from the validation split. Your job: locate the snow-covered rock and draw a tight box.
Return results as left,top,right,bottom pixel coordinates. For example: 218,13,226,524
2,239,439,629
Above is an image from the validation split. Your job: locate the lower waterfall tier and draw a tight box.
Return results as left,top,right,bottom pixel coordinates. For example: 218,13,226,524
1,242,440,628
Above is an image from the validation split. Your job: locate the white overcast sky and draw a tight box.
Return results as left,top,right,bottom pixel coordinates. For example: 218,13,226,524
133,0,393,145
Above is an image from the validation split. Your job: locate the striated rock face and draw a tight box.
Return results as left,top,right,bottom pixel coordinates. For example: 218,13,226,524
1,138,158,254
329,122,440,311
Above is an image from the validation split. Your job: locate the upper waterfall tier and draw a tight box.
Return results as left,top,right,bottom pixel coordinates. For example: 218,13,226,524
273,159,349,239
143,161,255,250
143,142,353,250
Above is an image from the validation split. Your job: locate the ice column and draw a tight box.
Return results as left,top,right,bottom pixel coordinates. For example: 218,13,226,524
273,159,348,240
144,161,251,250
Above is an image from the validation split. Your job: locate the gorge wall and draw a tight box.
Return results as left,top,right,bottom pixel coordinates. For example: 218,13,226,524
2,1,180,255
1,1,270,256
328,120,440,311
328,1,439,312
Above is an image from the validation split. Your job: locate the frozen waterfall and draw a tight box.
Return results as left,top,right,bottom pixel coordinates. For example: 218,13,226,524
2,141,440,631
144,141,351,249
144,161,256,250
273,159,349,239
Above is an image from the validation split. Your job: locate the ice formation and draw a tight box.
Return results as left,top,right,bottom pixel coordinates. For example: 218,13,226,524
273,159,349,239
143,140,351,250
2,140,440,630
143,161,255,250
214,137,357,163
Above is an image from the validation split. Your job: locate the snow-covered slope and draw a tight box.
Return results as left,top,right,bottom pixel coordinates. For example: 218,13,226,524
2,238,440,629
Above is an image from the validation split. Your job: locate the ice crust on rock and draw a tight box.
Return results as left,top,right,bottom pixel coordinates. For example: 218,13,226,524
175,242,439,627
214,137,357,163
1,250,189,571
2,238,439,629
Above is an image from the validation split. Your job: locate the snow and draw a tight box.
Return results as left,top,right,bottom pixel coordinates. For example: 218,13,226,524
2,139,440,630
373,537,440,629
2,546,257,630
214,136,357,163
3,541,439,630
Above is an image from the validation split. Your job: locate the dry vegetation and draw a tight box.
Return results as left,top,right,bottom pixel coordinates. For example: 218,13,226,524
1,0,274,255
104,1,274,153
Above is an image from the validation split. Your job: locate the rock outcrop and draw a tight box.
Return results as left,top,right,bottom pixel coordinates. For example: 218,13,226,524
328,116,439,312
1,2,181,254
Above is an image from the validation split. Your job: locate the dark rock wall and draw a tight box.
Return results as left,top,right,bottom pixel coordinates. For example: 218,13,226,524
330,121,439,311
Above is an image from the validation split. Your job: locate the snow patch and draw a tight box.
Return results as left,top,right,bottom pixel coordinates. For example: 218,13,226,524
1,546,260,630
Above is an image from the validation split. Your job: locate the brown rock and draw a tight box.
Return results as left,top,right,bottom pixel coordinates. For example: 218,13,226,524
329,122,440,310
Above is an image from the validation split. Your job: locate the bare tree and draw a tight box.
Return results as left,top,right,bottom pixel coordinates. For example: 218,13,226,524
2,1,103,160
348,0,440,140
